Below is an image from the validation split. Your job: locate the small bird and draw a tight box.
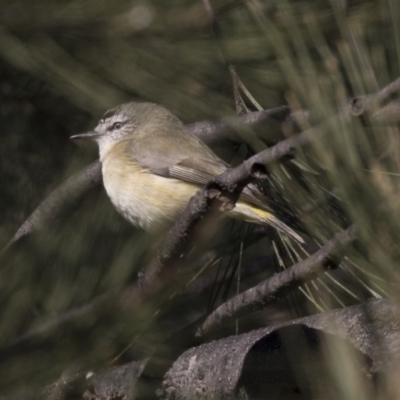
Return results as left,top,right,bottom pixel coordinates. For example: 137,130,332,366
71,102,303,242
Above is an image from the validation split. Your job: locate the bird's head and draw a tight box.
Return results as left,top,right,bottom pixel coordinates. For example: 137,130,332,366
71,102,184,160
71,102,142,143
71,101,180,142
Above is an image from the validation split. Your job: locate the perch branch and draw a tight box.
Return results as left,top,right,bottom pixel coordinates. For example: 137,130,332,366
2,107,300,251
4,76,400,251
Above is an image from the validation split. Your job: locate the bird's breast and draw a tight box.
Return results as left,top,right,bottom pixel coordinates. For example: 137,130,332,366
101,154,197,230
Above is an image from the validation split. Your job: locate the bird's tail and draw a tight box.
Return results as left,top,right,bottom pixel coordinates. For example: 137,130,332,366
229,201,304,243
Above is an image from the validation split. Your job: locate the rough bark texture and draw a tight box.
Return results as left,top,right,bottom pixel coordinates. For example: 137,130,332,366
161,299,400,400
26,299,400,400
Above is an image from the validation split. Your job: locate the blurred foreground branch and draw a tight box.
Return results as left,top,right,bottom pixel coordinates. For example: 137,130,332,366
2,161,101,252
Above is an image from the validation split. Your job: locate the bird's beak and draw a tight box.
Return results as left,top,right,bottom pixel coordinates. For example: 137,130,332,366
70,131,103,140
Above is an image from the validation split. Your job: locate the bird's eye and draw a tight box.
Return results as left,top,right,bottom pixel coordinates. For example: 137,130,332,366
112,122,123,130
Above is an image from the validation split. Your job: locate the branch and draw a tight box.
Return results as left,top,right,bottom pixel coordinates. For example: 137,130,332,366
375,77,400,103
196,225,357,336
162,299,398,399
4,76,400,251
2,161,101,252
2,107,299,251
349,77,400,116
0,120,308,351
136,125,313,301
141,137,298,284
185,105,302,146
0,143,352,363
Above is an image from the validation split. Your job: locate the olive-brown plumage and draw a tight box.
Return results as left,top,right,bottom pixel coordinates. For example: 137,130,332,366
71,102,303,242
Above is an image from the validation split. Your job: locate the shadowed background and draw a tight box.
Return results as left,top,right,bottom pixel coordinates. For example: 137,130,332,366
0,0,398,398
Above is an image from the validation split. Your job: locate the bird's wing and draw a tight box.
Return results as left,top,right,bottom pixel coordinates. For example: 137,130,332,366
123,134,274,211
157,157,227,185
165,158,276,212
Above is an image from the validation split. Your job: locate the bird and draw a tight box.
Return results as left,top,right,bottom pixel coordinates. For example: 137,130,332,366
71,102,303,242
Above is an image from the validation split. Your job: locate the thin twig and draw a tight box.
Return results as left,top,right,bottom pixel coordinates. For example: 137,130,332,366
196,225,356,336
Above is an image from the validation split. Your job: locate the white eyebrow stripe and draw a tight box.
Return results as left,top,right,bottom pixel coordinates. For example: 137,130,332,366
108,114,127,123
101,115,129,130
